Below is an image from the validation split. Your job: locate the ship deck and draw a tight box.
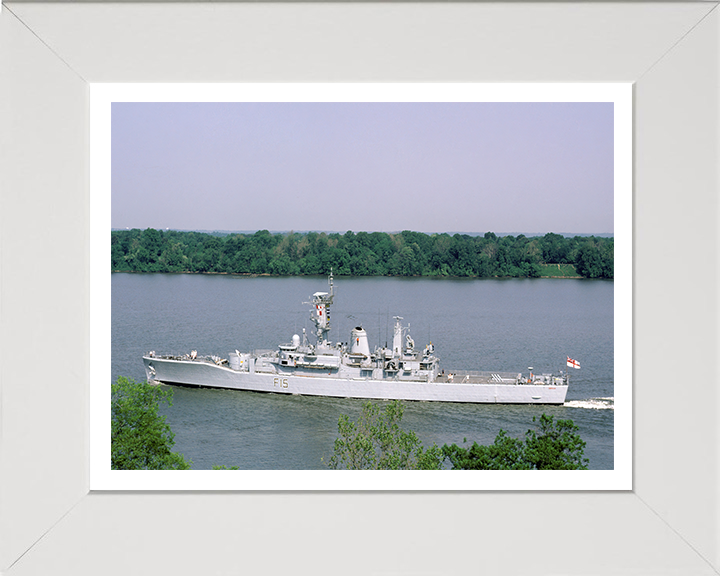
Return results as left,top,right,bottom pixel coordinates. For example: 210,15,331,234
436,370,563,386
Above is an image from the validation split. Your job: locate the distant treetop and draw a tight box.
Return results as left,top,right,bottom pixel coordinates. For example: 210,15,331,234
111,228,613,279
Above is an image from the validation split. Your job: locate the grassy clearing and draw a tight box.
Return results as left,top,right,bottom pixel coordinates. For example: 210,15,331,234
538,263,581,278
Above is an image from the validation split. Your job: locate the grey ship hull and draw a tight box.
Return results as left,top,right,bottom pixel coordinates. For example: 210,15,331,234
143,274,571,404
143,355,569,404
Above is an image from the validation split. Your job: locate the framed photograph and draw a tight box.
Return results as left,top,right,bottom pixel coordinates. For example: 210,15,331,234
90,83,631,492
2,2,718,574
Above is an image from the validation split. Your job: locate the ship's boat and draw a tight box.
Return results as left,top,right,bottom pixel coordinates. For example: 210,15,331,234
143,274,569,404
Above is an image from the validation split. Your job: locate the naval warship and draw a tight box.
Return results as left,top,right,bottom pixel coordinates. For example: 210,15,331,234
143,274,569,404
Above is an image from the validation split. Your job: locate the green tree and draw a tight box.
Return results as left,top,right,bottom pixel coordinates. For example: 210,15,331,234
523,414,590,470
442,413,589,470
443,430,531,470
111,242,127,270
141,227,163,259
300,254,322,275
600,239,614,279
575,243,604,278
328,400,442,470
540,232,569,264
111,376,191,470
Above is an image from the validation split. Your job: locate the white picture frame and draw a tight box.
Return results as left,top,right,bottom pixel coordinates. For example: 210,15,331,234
1,2,718,574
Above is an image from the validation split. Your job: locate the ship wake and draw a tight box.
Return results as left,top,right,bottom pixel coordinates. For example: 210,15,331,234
564,397,614,410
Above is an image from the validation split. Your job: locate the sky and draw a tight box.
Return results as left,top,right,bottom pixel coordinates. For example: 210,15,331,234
111,101,614,235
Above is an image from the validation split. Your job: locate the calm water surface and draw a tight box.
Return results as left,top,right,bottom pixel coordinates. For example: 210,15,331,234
112,274,614,470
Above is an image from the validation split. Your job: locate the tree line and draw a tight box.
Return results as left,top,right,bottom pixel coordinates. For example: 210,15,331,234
111,377,588,471
112,228,613,279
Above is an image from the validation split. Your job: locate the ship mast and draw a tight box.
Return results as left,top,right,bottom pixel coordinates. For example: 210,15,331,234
309,271,335,345
392,316,404,357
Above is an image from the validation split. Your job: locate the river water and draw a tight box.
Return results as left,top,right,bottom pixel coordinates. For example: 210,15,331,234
112,273,614,470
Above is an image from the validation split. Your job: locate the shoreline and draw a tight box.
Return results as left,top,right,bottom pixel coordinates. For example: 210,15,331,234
111,270,590,280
